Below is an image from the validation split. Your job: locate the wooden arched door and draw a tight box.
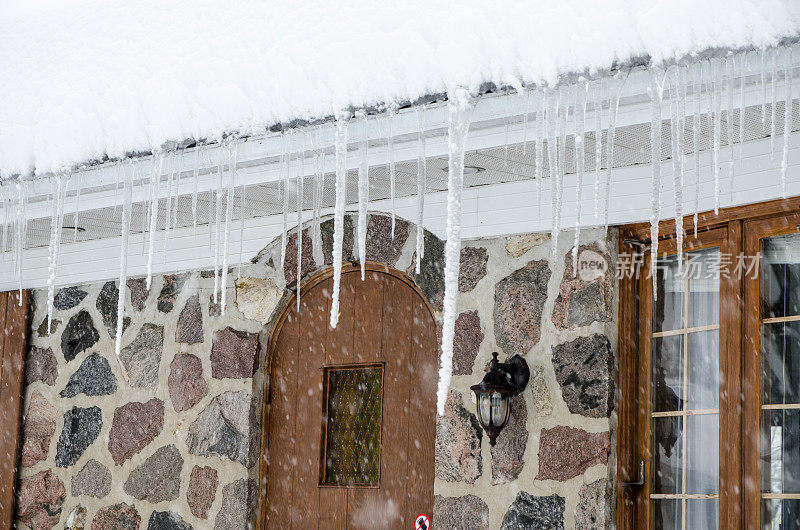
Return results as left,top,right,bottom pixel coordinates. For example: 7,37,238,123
260,264,437,529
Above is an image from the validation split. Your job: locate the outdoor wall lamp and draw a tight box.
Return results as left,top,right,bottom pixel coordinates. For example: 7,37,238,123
470,352,530,446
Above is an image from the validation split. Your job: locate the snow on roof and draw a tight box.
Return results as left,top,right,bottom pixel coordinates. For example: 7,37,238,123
2,0,799,177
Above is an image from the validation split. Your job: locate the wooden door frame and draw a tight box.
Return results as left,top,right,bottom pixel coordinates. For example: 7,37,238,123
0,290,30,528
255,262,436,529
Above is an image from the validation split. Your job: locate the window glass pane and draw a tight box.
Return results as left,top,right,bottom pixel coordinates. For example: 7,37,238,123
762,499,800,530
652,499,682,530
687,413,719,494
322,366,383,486
761,234,800,319
687,248,720,328
653,335,684,412
761,321,800,405
760,409,800,494
654,255,684,332
653,416,683,494
687,499,718,530
687,331,719,410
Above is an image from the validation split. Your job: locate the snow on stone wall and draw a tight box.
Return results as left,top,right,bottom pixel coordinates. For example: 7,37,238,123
17,212,618,529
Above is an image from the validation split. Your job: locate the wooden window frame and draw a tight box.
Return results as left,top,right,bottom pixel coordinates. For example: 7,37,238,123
618,197,800,529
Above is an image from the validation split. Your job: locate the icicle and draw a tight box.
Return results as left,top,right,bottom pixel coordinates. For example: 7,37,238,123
73,173,82,243
46,173,67,329
546,88,559,251
330,112,349,329
712,60,722,214
163,151,173,256
772,49,779,160
221,142,237,316
762,49,768,129
437,87,473,417
522,89,530,155
296,137,306,311
172,149,184,230
535,87,545,225
725,57,735,196
693,62,703,238
572,80,588,276
237,146,248,278
281,132,290,270
1,184,7,255
649,68,665,299
113,163,121,215
387,108,397,238
593,78,604,220
738,54,747,167
415,107,427,274
312,127,324,264
603,71,627,232
503,117,509,170
192,146,200,236
145,153,163,290
115,161,133,360
552,85,568,260
782,47,792,198
669,67,685,268
356,112,369,280
213,155,224,304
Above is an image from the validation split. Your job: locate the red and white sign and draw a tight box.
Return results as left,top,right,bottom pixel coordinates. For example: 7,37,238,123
414,513,430,530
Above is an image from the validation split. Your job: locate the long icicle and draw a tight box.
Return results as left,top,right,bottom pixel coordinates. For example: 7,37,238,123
281,132,290,270
388,107,397,238
593,78,604,220
213,153,224,303
694,61,703,237
296,143,304,312
535,87,545,226
782,47,793,198
603,71,627,232
553,85,568,260
669,66,685,269
649,68,665,299
220,141,237,316
115,161,133,366
357,112,369,280
712,59,722,214
546,88,559,247
46,173,68,329
163,151,174,257
192,146,201,236
572,80,588,276
72,172,82,243
771,49,779,160
330,112,349,329
437,87,473,417
145,153,163,290
415,107,427,274
237,144,248,278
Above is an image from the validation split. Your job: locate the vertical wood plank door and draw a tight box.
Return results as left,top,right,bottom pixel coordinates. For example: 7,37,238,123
0,290,30,528
261,266,437,529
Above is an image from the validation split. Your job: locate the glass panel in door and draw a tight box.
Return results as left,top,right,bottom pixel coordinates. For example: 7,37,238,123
760,234,800,529
651,248,720,529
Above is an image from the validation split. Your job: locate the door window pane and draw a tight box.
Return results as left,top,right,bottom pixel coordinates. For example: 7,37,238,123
762,499,800,530
651,247,720,529
759,233,800,521
322,365,383,486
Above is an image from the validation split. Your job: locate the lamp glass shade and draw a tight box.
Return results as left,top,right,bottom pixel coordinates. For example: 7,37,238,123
477,391,510,429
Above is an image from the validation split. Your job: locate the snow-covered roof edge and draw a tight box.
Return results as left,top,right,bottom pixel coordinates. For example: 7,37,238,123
2,0,799,178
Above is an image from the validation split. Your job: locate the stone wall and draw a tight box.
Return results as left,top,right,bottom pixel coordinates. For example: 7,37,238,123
16,213,617,529
434,228,618,530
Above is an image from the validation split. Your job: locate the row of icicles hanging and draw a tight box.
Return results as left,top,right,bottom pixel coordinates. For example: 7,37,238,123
0,45,797,414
